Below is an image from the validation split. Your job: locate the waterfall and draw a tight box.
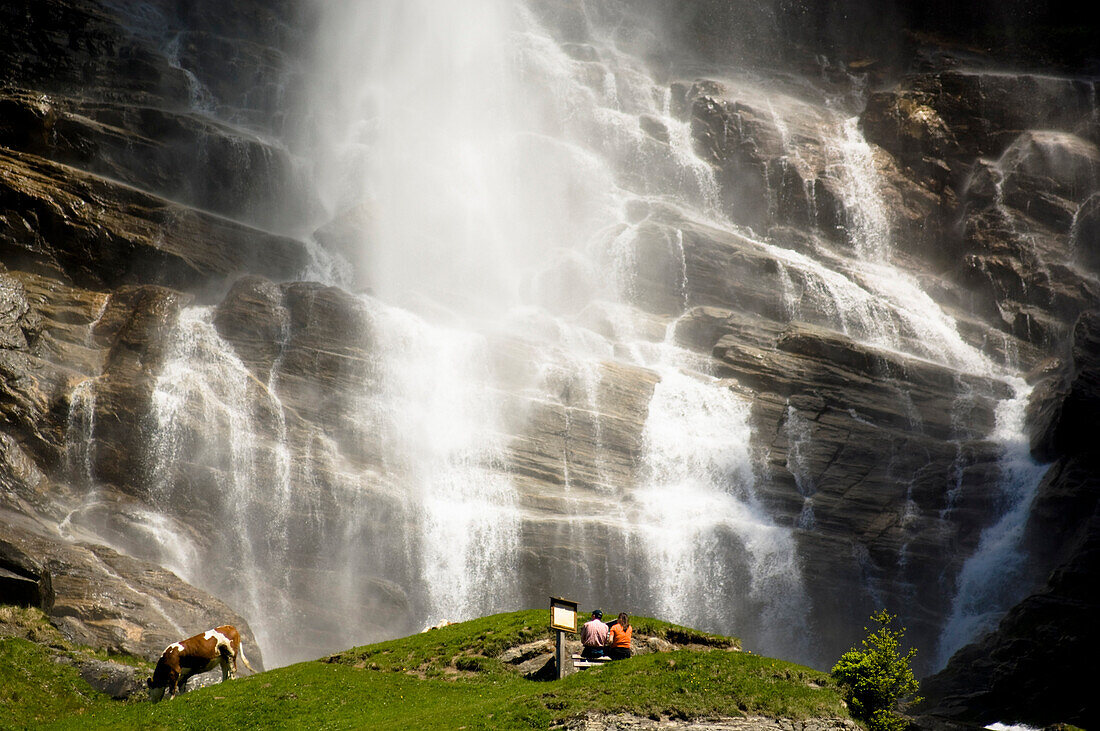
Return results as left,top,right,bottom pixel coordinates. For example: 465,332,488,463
64,379,98,490
277,0,813,660
147,307,296,659
934,380,1049,669
772,86,1051,664
785,403,817,530
363,302,520,623
632,360,808,659
52,0,1054,671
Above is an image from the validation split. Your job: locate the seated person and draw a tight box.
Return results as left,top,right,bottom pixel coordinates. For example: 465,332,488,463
580,609,609,659
606,612,632,660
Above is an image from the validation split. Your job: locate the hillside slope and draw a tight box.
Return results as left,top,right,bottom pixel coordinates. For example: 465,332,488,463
2,610,854,730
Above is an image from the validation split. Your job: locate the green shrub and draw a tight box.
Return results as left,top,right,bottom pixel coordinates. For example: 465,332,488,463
831,609,921,731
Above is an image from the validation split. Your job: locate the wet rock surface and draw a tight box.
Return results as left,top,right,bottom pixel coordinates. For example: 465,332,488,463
1,0,296,666
1,514,262,667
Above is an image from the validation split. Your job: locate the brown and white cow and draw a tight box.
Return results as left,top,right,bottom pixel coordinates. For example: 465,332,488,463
146,625,255,701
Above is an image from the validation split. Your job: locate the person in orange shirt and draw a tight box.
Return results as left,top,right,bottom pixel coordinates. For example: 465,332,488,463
606,612,632,660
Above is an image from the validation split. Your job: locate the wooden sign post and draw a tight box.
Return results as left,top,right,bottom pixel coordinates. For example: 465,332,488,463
549,596,578,680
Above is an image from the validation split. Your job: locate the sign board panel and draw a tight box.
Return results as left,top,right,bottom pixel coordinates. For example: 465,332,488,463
550,596,578,633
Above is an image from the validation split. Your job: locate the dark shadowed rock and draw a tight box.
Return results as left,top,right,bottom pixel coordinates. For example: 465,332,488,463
1027,310,1100,461
861,72,1100,351
862,72,1099,169
919,508,1100,729
73,656,147,700
921,309,1100,725
0,537,54,611
0,149,311,290
1073,193,1100,272
0,90,322,232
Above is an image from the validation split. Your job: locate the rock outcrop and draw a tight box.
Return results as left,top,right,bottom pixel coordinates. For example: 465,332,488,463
563,715,860,731
0,535,53,611
1,513,263,666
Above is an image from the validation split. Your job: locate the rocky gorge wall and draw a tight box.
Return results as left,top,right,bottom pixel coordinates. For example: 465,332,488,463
1,1,1098,727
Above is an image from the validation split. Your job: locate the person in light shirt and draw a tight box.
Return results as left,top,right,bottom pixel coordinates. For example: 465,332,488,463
580,609,609,660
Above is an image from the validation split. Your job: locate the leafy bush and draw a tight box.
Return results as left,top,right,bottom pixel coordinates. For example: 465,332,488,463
831,609,921,731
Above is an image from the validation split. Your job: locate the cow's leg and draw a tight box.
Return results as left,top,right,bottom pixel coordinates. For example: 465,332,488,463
218,642,237,681
178,670,192,694
220,653,232,682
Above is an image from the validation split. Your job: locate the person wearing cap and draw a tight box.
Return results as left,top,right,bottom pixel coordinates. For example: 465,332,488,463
580,609,609,660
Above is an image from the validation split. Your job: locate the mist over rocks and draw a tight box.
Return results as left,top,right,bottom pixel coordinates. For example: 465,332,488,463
0,0,1097,726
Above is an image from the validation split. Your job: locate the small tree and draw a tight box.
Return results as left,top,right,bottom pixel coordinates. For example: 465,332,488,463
831,609,921,731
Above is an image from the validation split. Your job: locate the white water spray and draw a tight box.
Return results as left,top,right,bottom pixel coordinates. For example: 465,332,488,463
148,307,295,659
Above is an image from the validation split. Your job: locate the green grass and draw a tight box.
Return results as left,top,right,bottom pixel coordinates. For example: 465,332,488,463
0,606,154,729
4,609,847,730
0,636,116,728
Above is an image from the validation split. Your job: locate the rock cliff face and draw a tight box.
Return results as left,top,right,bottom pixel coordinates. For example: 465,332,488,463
0,0,313,662
1,1,1097,726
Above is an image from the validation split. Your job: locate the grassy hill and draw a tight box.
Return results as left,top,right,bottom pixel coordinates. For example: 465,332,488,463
1,607,851,730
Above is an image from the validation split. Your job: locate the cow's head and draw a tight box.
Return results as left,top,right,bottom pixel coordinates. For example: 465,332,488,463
146,676,166,702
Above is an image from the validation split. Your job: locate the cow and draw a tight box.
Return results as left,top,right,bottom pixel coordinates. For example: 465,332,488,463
146,625,255,702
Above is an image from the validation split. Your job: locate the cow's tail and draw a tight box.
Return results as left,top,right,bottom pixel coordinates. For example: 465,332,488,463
238,638,255,673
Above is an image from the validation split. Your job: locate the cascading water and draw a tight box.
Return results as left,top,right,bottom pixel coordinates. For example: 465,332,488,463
364,303,521,622
291,0,813,659
147,307,296,657
630,357,808,657
52,0,1055,672
934,385,1049,668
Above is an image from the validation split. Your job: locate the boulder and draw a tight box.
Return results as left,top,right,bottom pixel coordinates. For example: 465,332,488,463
73,656,147,700
501,638,557,679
